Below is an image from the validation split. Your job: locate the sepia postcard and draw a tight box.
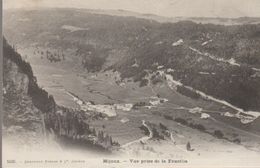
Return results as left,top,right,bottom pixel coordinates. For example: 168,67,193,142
2,0,260,167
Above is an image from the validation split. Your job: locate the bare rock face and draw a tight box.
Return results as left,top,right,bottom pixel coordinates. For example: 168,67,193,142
3,40,45,150
4,59,29,95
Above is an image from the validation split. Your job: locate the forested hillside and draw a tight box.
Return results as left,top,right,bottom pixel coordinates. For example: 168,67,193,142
114,21,260,111
4,9,260,111
3,37,118,151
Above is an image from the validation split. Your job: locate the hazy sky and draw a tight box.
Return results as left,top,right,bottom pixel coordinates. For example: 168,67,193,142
4,0,260,18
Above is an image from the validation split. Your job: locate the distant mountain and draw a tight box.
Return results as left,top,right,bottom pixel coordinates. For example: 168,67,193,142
4,0,260,18
83,8,260,25
5,8,260,25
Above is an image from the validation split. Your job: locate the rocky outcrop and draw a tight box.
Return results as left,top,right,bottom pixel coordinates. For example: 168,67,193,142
3,49,44,149
4,59,29,94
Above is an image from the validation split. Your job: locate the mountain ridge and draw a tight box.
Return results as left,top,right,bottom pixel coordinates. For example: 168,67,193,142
4,7,260,25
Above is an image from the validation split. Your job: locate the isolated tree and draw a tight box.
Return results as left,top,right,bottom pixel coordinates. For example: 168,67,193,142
186,142,194,151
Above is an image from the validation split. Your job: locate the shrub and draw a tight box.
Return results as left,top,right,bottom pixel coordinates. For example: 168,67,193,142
214,130,224,139
152,128,164,140
139,79,149,87
174,118,188,125
163,115,173,120
177,86,200,99
233,138,241,144
151,78,163,85
139,125,150,136
159,123,168,130
196,124,206,132
189,123,206,132
133,102,146,109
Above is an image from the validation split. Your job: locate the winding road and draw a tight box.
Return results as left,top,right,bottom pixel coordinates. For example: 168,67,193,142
121,120,153,148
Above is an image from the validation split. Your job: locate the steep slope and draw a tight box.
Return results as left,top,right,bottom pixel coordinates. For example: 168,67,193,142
3,37,118,152
3,38,46,148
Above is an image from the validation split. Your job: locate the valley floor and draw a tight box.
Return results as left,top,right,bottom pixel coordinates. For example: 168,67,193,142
13,46,260,165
